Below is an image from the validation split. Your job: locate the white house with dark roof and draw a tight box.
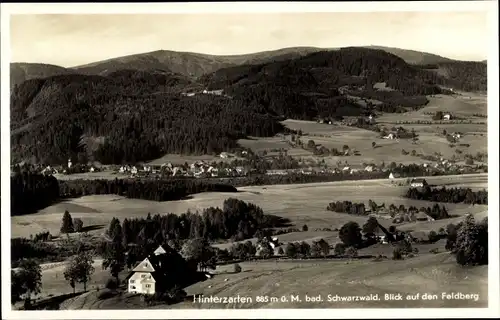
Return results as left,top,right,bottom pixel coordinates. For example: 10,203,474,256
128,257,157,295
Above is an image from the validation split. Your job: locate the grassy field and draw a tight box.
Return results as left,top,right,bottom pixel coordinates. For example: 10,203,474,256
60,252,487,309
377,94,488,123
11,173,487,240
14,174,487,309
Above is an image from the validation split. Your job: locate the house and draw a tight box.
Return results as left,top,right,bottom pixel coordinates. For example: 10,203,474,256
443,113,451,121
127,245,191,295
68,158,73,169
219,152,229,159
364,165,374,172
384,133,396,140
89,167,95,173
389,172,395,179
131,166,138,175
350,168,359,174
410,178,428,188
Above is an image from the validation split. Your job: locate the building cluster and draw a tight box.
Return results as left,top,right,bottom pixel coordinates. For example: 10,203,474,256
117,160,249,178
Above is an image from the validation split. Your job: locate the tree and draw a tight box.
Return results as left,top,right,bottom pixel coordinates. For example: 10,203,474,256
15,259,42,306
454,215,488,266
345,246,358,258
299,241,311,257
277,247,285,255
64,251,95,292
433,111,444,120
339,222,363,248
307,140,316,149
233,264,242,273
257,240,274,258
372,141,376,149
61,210,74,234
73,218,84,232
285,242,298,258
102,241,126,283
11,270,24,305
180,238,216,272
362,217,379,238
302,224,309,232
312,239,330,257
334,243,346,256
107,217,122,241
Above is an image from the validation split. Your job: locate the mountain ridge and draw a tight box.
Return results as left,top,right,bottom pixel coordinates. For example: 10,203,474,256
10,45,487,88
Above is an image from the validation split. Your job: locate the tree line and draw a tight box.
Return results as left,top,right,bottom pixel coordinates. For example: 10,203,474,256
406,186,488,204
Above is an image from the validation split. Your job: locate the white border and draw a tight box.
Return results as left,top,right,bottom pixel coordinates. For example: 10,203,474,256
1,2,499,319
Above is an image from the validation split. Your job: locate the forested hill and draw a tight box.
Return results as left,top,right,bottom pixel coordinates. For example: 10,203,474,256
10,70,287,165
10,63,75,89
417,61,487,92
9,47,484,165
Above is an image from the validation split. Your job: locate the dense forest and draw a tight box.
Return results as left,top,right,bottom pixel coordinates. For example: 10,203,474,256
10,173,237,216
406,186,488,205
10,172,60,216
58,178,237,201
10,70,285,165
417,61,487,92
11,47,485,165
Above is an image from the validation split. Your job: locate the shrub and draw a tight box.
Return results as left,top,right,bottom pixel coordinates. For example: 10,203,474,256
97,289,115,300
428,231,439,242
429,248,439,254
302,224,309,232
233,263,242,273
277,247,284,255
105,278,118,290
392,248,403,260
73,218,84,233
334,243,346,256
345,246,358,258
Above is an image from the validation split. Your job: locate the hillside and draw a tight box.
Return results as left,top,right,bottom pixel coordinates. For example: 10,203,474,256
10,47,485,165
417,61,487,92
364,45,455,65
10,70,286,165
10,63,75,89
73,47,323,80
10,45,486,89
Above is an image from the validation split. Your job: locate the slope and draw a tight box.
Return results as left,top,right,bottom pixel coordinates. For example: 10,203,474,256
10,63,75,89
10,70,286,165
72,47,323,79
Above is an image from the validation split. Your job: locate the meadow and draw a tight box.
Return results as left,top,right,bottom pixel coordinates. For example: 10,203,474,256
59,252,487,309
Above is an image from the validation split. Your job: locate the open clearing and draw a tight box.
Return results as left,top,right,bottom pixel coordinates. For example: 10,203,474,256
60,253,487,309
377,94,488,123
11,173,487,239
16,173,488,309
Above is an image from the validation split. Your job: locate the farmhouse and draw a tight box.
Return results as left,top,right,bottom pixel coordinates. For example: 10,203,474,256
443,113,451,121
127,245,189,295
410,178,428,188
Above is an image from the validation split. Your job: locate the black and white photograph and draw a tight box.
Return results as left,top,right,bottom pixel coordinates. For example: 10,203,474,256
1,1,498,319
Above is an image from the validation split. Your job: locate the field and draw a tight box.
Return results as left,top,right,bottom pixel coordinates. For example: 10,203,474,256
11,173,487,239
11,91,489,310
12,170,488,310
59,252,487,309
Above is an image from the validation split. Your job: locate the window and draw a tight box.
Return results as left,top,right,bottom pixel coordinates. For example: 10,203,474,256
130,280,135,283
144,263,148,268
145,284,151,288
130,285,136,289
141,274,146,278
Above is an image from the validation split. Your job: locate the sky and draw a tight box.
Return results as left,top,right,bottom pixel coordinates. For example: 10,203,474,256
9,11,490,67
